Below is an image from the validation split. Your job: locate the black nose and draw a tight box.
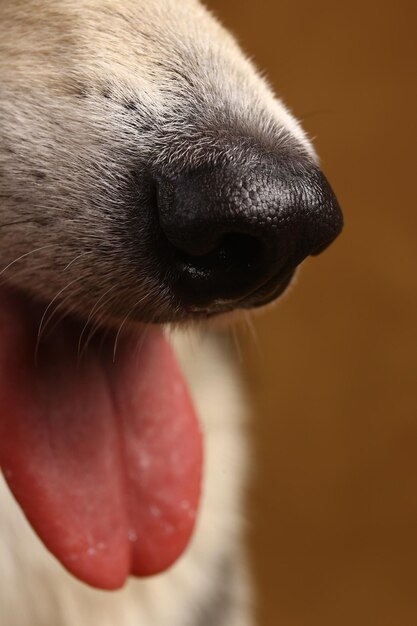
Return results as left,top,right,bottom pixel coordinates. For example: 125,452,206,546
157,159,343,310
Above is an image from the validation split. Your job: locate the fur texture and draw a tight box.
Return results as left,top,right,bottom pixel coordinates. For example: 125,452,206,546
0,1,315,624
0,0,312,324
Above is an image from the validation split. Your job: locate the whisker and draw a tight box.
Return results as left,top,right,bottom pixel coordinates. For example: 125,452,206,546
40,291,76,340
113,295,148,363
35,276,85,361
242,311,262,357
78,287,118,357
78,287,118,359
230,324,243,363
63,250,93,271
0,220,42,229
39,252,95,336
0,244,55,276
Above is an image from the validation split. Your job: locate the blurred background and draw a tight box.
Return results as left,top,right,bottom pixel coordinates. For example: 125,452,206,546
209,1,417,624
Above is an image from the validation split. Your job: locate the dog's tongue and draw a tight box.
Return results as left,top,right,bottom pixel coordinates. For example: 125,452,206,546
0,289,202,589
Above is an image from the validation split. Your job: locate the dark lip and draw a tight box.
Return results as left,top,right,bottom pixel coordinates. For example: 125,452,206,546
183,268,295,317
244,269,295,308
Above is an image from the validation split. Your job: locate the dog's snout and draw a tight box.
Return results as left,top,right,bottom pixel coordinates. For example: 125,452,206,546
157,159,343,310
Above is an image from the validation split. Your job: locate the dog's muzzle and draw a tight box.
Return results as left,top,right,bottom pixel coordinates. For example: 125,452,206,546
156,156,343,314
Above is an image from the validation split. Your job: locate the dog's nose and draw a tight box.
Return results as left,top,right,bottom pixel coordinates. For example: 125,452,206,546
157,159,343,309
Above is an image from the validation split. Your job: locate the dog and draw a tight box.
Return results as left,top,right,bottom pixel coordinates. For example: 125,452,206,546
0,1,343,624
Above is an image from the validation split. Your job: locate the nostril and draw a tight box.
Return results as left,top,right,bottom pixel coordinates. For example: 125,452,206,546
154,159,343,310
176,232,262,274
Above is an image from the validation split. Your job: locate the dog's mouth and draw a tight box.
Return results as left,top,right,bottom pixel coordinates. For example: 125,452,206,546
0,286,202,590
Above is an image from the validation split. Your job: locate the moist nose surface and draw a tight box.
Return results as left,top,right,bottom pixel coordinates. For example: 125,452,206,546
157,159,343,308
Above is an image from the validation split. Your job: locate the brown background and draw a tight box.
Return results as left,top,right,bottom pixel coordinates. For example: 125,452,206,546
208,1,417,624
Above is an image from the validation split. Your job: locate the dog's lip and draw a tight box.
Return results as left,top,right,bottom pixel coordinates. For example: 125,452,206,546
184,268,295,316
242,269,295,308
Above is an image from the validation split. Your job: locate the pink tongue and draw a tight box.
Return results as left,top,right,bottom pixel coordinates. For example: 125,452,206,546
0,289,202,589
